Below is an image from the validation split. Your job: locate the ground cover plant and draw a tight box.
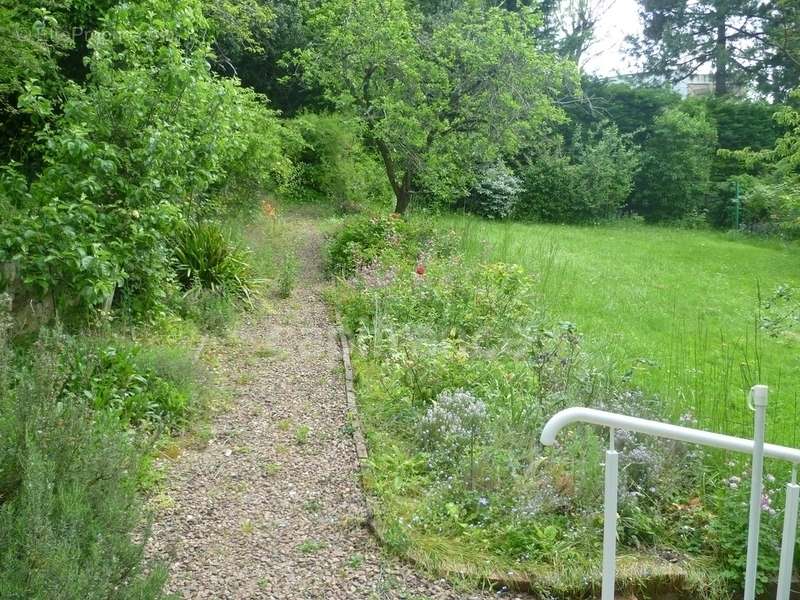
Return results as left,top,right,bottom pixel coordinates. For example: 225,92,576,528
329,213,800,597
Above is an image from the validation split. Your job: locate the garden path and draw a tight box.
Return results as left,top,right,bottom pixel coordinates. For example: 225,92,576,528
146,218,504,599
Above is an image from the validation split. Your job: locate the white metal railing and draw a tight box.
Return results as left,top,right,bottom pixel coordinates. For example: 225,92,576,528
540,385,800,600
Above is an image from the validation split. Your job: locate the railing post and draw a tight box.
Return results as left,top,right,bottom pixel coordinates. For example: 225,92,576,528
602,428,619,600
744,384,768,600
776,465,799,600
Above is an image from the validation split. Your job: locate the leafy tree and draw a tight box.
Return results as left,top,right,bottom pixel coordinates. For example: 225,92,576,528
633,107,718,221
295,0,575,213
287,112,392,208
205,0,325,115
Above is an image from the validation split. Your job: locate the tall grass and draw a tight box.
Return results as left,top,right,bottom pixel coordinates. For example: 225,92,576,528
439,214,800,444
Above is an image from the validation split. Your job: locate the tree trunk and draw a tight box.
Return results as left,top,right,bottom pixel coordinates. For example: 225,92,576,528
714,16,728,95
375,138,414,214
393,169,412,214
393,188,410,214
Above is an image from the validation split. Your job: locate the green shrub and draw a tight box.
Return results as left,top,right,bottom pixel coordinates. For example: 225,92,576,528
632,107,718,222
325,214,448,277
64,341,197,431
0,328,168,599
570,80,681,146
0,0,290,321
517,123,640,223
463,160,522,219
174,221,256,303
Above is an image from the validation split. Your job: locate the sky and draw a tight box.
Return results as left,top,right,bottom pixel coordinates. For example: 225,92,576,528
581,0,644,77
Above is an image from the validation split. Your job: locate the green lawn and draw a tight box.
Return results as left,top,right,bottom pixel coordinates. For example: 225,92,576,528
444,215,800,443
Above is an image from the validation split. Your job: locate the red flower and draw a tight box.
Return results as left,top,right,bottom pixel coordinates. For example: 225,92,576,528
415,264,426,276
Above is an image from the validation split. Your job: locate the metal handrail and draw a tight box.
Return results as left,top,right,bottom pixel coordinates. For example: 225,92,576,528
540,385,799,600
541,406,800,463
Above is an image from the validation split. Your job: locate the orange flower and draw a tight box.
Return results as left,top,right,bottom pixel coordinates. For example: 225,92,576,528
415,264,426,276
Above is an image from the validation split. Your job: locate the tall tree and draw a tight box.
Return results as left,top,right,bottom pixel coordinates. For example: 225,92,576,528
630,0,797,95
295,0,575,213
754,0,800,100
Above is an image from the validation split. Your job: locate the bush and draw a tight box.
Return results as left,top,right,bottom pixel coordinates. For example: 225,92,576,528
287,113,392,209
174,222,256,303
325,214,448,278
632,107,718,222
463,160,522,219
517,123,640,223
64,341,200,431
738,176,800,238
0,326,168,599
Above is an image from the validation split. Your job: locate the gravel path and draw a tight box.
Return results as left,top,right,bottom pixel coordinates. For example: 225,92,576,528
147,218,505,600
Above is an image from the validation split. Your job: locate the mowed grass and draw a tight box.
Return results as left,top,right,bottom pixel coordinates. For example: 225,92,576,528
441,214,800,444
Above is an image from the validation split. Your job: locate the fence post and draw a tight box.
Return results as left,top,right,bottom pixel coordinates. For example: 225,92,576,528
776,464,799,600
602,428,619,600
744,384,768,600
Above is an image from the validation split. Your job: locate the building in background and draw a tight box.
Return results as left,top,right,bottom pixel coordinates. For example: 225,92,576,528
602,72,745,98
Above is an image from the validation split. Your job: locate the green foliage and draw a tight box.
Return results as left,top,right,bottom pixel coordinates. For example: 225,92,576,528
174,222,256,303
633,107,718,222
296,0,575,212
736,176,800,237
572,79,680,145
178,287,238,334
0,0,290,320
463,160,523,219
518,123,640,223
325,214,449,278
287,113,391,209
64,341,201,430
0,327,168,599
276,250,297,299
704,472,783,593
720,88,800,234
702,97,783,179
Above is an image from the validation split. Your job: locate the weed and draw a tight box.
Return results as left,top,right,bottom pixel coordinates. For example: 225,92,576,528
241,520,255,535
347,554,364,569
295,424,311,445
277,250,298,299
297,540,326,554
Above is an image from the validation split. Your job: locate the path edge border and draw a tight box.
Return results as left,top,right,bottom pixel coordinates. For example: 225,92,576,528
336,318,376,526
